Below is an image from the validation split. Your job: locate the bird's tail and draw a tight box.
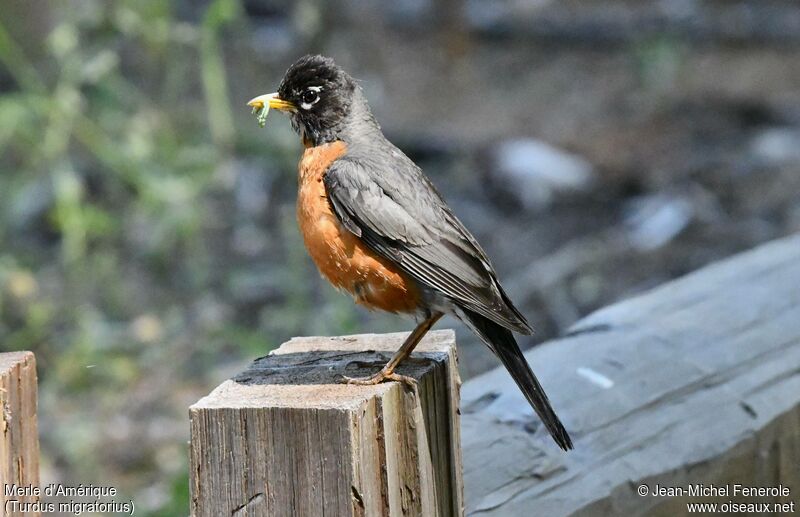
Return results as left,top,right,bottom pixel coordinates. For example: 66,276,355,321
461,309,573,450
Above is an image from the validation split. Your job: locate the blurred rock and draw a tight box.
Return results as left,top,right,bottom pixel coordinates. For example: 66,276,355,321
624,193,693,251
750,127,800,166
484,138,595,211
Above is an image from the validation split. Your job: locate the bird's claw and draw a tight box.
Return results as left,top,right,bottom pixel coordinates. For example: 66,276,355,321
340,370,417,388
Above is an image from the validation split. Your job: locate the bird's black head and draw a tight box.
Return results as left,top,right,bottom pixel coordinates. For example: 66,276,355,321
250,55,358,146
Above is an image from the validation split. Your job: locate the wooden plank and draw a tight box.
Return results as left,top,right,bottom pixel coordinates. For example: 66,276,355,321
0,351,40,513
461,233,800,515
190,330,463,517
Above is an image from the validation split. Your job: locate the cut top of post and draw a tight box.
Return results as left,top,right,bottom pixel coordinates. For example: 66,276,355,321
191,329,458,410
189,329,463,517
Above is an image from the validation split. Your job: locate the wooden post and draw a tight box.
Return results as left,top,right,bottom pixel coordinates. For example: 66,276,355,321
461,233,800,515
0,352,40,511
190,330,463,517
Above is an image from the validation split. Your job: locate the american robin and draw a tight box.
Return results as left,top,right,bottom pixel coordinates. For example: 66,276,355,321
248,55,572,451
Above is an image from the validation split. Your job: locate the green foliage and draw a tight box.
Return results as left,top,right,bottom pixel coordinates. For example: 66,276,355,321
0,1,360,514
0,1,401,512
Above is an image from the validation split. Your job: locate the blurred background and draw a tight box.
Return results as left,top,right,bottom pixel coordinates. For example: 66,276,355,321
1,0,799,514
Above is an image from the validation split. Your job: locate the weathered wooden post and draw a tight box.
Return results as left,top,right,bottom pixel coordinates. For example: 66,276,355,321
461,233,800,515
0,352,40,512
190,330,463,517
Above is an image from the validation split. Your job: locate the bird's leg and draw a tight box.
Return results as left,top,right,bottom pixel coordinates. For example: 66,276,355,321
342,312,443,387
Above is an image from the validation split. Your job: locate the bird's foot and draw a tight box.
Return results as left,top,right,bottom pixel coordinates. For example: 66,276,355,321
341,370,417,388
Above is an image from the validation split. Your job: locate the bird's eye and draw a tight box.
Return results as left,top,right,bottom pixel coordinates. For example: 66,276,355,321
301,90,319,106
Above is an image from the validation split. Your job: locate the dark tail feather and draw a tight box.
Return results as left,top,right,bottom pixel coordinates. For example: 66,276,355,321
462,309,573,450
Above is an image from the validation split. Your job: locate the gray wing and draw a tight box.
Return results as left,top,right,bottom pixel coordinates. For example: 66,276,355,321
323,153,532,334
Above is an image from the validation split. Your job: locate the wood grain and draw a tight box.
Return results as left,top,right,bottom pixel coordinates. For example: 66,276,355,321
190,330,463,517
0,351,40,513
461,233,800,515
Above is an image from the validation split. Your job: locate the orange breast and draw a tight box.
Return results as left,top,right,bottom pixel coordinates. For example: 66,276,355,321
296,141,421,314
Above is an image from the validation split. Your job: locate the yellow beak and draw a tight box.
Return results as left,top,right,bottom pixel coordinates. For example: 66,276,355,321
247,92,296,112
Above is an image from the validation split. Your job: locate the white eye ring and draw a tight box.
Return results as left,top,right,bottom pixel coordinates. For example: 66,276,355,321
300,86,322,110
